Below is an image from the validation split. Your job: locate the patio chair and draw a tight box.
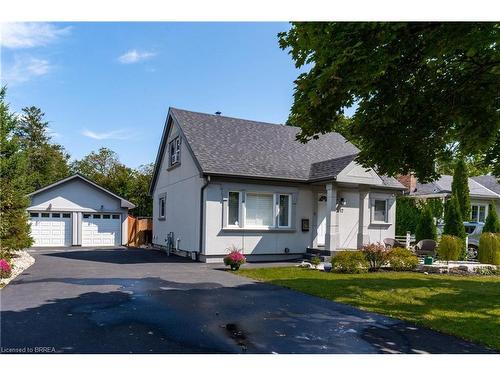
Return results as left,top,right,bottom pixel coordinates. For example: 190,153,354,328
383,238,405,249
413,239,437,257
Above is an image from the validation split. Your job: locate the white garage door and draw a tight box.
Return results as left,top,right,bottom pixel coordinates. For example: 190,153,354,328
82,213,121,246
29,212,72,247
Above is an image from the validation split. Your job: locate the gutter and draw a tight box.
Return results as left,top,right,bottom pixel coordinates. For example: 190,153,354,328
199,175,210,258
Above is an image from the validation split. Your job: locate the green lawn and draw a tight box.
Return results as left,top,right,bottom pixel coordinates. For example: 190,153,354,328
238,267,500,350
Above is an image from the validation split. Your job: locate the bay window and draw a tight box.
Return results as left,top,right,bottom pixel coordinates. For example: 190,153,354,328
245,193,274,227
225,191,294,229
228,191,240,226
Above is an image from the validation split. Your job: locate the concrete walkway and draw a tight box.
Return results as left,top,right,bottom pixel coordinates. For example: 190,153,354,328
0,247,494,354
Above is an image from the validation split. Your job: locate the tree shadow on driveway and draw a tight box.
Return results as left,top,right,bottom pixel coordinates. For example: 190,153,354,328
1,276,495,354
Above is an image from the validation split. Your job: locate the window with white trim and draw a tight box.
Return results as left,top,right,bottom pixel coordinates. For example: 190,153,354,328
245,193,275,227
471,204,487,222
159,196,166,219
169,137,181,166
278,194,291,228
228,192,240,226
372,199,388,223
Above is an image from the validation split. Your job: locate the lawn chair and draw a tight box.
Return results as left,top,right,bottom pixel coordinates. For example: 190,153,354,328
413,239,437,257
383,238,405,249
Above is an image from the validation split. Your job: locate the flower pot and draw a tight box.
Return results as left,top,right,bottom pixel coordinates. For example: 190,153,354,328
323,263,332,272
230,264,240,271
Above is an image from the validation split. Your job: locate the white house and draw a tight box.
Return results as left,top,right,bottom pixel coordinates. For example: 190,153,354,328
150,108,405,263
27,174,135,247
400,174,500,222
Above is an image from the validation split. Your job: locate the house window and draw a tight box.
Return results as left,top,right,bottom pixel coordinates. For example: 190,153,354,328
159,196,166,219
245,193,274,227
103,214,111,219
278,194,291,228
471,204,487,222
228,192,240,226
373,199,388,223
169,137,181,166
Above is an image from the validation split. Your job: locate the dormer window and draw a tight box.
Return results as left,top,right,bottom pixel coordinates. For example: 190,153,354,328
169,137,181,167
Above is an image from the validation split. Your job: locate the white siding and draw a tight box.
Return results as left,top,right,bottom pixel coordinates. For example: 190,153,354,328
152,121,204,252
203,181,314,259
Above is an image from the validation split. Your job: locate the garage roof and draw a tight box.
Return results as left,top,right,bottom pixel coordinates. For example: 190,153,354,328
28,174,136,209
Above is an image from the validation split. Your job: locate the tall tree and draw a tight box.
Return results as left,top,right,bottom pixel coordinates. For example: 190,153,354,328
443,194,466,240
279,22,499,182
15,106,70,191
415,205,437,242
483,204,500,233
451,158,471,220
72,148,153,216
0,87,33,253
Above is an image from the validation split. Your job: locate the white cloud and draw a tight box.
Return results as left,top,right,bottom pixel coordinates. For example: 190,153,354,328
0,22,71,49
82,129,133,140
2,56,52,84
117,49,156,64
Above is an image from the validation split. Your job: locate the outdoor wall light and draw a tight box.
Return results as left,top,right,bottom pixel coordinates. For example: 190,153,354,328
339,198,347,206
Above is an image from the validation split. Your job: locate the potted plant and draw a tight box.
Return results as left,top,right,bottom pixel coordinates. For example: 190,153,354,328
223,246,246,271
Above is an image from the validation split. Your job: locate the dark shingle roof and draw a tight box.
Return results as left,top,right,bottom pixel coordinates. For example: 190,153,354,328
472,175,500,195
149,108,405,191
171,108,359,181
411,175,500,198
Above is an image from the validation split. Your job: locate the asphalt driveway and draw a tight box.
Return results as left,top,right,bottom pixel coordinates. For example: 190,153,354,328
0,247,493,354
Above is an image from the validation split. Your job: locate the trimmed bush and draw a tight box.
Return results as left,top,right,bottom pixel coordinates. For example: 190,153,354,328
483,204,500,234
443,195,466,239
437,235,462,261
0,259,12,279
478,233,500,265
332,251,369,274
415,205,437,242
387,247,419,271
396,196,421,236
362,243,389,271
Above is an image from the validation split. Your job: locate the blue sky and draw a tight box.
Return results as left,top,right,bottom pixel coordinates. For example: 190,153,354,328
0,22,312,168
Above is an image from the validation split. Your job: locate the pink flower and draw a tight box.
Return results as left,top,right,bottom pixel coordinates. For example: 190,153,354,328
223,250,246,270
0,259,11,272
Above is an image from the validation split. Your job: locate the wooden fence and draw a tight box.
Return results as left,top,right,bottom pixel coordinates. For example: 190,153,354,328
127,215,152,247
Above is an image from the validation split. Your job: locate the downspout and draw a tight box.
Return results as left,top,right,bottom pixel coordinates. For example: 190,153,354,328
199,175,210,259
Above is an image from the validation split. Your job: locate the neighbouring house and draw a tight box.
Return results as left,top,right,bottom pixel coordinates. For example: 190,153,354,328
27,174,135,247
149,108,405,263
398,174,500,222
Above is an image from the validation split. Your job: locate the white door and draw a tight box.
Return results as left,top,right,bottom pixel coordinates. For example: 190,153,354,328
29,212,72,247
82,213,121,246
317,195,327,246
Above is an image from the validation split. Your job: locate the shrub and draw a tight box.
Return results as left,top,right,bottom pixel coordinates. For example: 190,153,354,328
387,247,419,271
443,195,466,240
0,249,13,263
451,158,471,220
483,204,500,233
0,259,12,279
310,256,321,267
362,243,389,271
478,233,500,265
396,196,421,236
415,205,437,242
437,235,462,261
223,246,246,271
332,251,369,274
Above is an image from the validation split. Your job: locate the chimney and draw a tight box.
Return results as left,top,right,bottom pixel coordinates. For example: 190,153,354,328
397,173,417,193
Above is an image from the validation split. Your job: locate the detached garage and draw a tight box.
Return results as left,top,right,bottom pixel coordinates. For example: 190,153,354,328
27,174,135,247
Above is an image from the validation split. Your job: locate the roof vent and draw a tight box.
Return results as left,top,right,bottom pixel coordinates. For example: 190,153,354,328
215,111,222,116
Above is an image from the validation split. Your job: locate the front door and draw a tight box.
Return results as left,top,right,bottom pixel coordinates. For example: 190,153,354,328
316,194,327,246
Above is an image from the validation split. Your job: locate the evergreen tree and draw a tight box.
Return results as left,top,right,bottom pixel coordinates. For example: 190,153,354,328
415,205,437,242
0,87,33,253
483,204,500,233
395,196,421,236
15,106,70,191
451,158,471,220
444,194,466,239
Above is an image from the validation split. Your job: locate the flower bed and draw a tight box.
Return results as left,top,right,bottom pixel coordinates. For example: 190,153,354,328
0,250,35,288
